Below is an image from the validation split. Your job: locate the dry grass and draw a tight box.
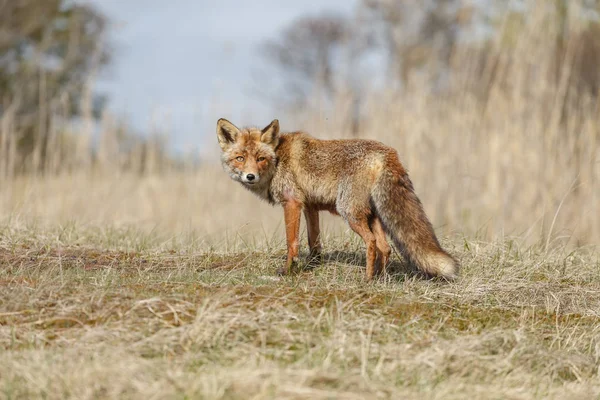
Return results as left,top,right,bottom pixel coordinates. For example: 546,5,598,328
0,224,599,399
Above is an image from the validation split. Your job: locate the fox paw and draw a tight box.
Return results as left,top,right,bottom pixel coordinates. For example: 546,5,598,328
306,252,323,268
277,257,298,276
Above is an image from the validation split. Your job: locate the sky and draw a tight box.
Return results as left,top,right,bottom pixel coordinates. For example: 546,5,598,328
88,0,357,154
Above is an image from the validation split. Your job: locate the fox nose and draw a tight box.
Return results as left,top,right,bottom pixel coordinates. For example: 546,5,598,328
246,174,255,181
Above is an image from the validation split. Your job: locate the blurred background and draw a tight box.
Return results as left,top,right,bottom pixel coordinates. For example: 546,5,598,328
0,0,599,248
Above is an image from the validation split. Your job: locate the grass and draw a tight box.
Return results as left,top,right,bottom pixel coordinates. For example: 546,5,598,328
1,225,599,399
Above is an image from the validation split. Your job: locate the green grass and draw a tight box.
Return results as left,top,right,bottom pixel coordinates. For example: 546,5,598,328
0,225,599,399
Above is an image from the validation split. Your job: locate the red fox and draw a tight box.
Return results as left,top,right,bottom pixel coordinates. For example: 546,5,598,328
217,118,459,281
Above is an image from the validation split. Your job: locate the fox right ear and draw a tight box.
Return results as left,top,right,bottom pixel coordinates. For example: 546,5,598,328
216,118,241,150
261,119,280,147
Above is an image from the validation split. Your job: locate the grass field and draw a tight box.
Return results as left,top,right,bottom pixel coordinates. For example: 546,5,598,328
1,222,599,399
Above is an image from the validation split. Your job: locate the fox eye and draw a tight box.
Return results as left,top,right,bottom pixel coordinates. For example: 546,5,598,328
235,156,244,162
257,157,266,162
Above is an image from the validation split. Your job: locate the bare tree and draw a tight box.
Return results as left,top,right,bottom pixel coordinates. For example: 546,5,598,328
0,0,110,169
261,13,351,106
360,0,478,89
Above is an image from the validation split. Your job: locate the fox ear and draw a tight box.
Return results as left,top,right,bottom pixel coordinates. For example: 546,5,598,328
216,118,241,150
261,119,280,147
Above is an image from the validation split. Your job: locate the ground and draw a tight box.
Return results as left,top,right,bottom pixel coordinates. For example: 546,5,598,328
0,225,599,399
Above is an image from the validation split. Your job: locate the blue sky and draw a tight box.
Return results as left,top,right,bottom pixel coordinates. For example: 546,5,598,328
89,0,357,153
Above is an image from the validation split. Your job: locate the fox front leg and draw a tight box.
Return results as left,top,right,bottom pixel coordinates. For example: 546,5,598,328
303,207,322,265
278,199,302,275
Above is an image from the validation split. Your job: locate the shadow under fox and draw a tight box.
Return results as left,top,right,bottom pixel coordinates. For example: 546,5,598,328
217,118,459,281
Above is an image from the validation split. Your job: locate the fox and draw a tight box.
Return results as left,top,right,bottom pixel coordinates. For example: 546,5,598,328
216,118,459,281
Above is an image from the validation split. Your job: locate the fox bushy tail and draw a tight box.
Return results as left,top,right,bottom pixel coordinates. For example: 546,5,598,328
371,171,459,280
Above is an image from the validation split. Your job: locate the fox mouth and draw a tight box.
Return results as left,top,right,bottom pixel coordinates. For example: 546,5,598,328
241,178,257,185
241,175,259,185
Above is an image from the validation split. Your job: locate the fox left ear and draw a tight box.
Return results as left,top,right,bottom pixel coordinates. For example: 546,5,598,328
261,119,280,147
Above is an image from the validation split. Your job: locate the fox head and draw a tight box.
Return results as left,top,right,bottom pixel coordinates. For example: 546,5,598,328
216,118,280,188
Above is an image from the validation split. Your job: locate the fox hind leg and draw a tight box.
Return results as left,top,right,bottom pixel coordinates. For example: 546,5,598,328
346,217,378,280
336,178,380,280
370,217,391,276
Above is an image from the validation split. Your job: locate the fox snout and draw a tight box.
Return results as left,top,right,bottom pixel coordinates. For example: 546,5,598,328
242,172,259,184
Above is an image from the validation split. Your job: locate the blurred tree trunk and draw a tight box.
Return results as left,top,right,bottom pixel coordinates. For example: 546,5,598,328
0,0,110,173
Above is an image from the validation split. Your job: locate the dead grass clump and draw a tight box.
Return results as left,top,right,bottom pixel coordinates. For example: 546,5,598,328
0,227,599,399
